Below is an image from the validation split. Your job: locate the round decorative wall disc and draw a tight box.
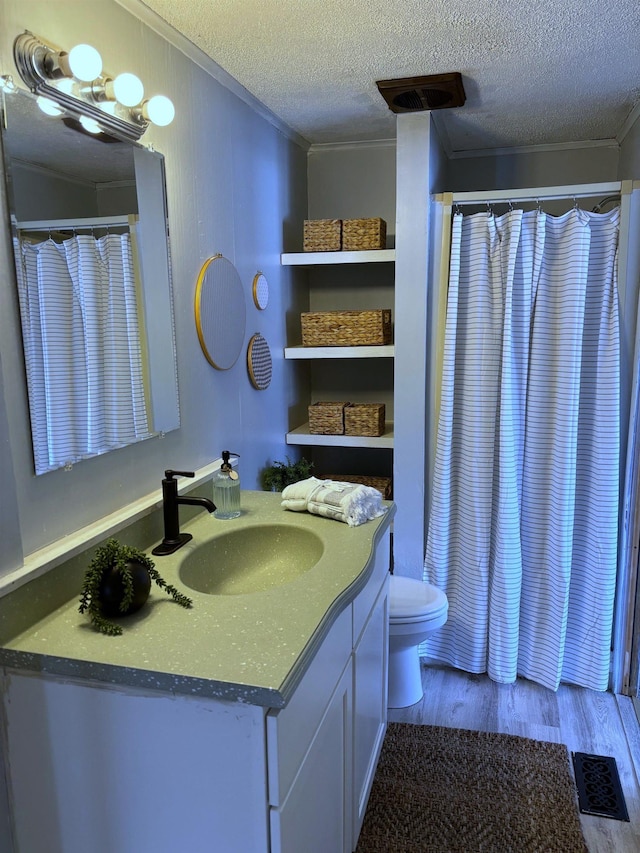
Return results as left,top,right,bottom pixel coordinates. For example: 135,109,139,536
194,254,246,370
252,272,269,310
247,333,272,390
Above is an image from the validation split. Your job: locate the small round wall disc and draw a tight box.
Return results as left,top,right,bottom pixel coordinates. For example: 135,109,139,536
252,272,269,310
247,333,272,390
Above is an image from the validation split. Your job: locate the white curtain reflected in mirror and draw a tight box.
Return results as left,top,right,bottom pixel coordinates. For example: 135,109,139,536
14,231,151,474
195,254,246,369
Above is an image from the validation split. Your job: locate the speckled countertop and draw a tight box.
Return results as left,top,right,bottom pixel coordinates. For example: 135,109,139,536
0,491,394,708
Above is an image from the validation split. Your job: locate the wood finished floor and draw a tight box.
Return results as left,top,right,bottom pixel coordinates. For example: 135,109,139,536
387,664,640,853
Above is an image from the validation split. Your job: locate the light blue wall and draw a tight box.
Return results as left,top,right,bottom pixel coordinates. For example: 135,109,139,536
0,0,308,567
447,143,620,190
11,164,101,219
307,141,396,240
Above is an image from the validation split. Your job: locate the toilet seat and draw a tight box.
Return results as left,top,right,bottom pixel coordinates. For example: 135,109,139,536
389,575,448,622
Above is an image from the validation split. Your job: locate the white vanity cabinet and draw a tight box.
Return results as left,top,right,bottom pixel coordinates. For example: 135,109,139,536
268,526,390,853
0,528,391,853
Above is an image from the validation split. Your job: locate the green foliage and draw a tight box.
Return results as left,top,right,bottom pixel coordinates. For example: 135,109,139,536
78,538,192,636
262,456,314,492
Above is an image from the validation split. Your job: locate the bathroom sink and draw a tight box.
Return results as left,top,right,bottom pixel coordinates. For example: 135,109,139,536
178,524,324,595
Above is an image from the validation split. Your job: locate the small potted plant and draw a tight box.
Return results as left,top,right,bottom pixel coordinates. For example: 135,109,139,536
79,538,192,636
262,456,314,492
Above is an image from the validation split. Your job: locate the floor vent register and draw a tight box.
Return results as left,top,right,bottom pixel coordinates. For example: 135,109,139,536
571,752,629,821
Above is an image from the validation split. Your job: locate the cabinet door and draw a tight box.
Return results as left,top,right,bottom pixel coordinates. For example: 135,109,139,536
266,606,351,806
270,660,353,853
353,578,389,847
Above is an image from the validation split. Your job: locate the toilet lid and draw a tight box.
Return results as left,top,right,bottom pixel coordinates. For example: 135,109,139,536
389,575,448,619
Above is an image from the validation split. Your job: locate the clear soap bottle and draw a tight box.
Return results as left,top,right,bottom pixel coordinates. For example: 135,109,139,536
213,451,241,519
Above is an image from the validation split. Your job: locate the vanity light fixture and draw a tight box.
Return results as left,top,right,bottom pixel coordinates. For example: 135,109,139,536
13,31,174,143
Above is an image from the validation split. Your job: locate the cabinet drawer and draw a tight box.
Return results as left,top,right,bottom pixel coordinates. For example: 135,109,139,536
352,528,390,646
267,605,351,806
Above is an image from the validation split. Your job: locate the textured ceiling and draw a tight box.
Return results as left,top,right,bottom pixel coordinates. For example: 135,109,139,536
137,0,640,151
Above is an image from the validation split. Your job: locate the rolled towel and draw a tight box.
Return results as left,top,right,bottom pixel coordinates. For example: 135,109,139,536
282,477,387,526
279,476,324,511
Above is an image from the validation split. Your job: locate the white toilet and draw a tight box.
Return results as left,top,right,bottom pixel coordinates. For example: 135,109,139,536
388,575,448,708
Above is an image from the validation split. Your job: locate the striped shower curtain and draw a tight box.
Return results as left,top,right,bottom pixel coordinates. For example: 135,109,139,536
15,233,150,474
424,206,620,691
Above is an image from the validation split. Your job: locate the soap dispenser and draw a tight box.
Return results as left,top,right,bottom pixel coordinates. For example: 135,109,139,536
213,451,241,519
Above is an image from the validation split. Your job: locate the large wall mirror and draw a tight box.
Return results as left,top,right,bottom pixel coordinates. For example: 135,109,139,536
1,87,180,475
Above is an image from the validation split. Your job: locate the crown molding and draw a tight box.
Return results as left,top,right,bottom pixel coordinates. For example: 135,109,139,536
447,138,620,159
308,138,396,154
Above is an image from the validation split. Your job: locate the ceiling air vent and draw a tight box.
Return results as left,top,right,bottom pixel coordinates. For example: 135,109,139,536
376,72,466,113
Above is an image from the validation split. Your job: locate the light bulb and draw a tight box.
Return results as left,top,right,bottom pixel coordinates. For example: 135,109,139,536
67,44,102,82
37,96,63,117
113,72,144,107
56,78,74,95
79,115,101,134
145,95,175,126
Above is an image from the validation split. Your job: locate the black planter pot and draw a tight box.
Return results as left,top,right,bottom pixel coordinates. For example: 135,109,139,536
98,560,151,617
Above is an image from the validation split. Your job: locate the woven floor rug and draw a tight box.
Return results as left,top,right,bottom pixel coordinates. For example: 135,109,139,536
356,723,588,853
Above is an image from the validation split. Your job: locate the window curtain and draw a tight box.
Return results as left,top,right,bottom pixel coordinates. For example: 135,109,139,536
423,206,620,692
14,233,150,474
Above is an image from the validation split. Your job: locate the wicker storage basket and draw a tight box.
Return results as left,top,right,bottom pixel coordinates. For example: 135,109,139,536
303,219,342,252
320,473,392,499
342,218,386,251
308,401,348,434
344,403,386,437
300,309,391,347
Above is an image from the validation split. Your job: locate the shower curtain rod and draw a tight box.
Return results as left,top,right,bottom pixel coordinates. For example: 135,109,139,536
440,180,623,207
14,214,136,232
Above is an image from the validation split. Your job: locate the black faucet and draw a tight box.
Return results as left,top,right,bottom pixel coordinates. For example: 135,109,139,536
152,470,216,556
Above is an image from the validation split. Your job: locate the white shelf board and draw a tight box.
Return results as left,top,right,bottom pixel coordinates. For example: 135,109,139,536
286,423,394,449
281,249,395,266
284,344,394,360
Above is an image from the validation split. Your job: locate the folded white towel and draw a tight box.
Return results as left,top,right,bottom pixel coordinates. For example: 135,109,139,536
281,476,387,527
279,475,321,510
